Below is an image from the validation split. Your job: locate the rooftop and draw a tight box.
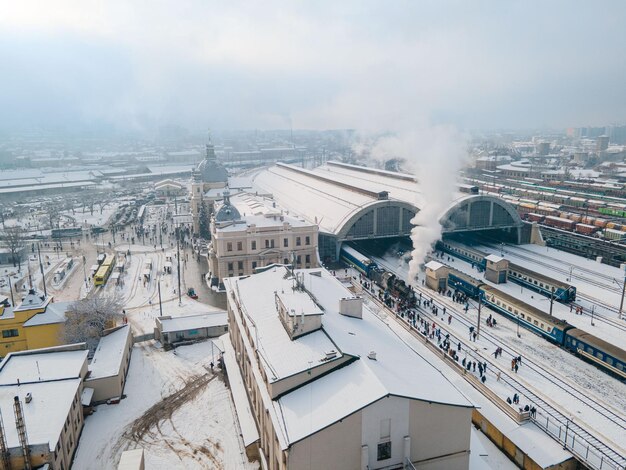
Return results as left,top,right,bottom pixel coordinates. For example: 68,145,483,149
0,379,82,450
13,289,52,312
22,301,70,327
225,266,473,448
0,347,87,385
88,325,131,380
158,312,228,333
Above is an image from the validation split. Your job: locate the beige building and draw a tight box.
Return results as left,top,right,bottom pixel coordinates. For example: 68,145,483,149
0,343,89,470
223,266,474,470
207,192,319,288
85,325,133,403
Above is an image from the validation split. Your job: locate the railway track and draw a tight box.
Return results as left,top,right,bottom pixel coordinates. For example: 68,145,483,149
478,242,626,332
368,255,626,470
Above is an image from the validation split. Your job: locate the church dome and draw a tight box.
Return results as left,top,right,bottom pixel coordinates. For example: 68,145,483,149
195,138,228,183
215,191,241,222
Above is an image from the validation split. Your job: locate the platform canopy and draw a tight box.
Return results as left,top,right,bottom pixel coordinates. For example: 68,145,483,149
252,161,523,260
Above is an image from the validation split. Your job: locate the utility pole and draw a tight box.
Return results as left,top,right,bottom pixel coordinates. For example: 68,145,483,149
476,297,482,339
27,262,33,290
82,255,87,287
37,243,46,297
617,267,626,320
158,279,163,317
176,226,182,306
549,287,555,316
7,276,15,306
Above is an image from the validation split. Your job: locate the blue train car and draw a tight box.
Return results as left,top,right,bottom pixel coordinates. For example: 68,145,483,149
340,245,377,276
507,263,576,302
437,240,487,269
479,286,572,344
564,330,626,380
447,270,484,298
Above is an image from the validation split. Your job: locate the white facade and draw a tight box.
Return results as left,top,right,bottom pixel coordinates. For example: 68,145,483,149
224,266,474,470
208,193,318,286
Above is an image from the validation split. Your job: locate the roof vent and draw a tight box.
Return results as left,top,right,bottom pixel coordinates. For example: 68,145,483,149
25,393,32,404
367,351,377,361
325,350,337,360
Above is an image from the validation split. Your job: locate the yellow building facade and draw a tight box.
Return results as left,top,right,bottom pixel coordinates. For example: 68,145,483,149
0,290,65,356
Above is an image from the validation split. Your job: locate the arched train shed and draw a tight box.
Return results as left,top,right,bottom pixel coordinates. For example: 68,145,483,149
252,161,523,261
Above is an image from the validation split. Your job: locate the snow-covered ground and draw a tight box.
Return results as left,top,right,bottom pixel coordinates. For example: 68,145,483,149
367,254,626,455
74,341,257,470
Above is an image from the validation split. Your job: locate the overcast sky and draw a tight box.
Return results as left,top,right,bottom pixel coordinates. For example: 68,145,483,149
1,1,625,134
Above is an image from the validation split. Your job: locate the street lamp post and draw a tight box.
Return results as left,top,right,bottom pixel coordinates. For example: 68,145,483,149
516,313,521,337
549,287,555,316
176,225,182,306
617,266,626,320
6,276,15,306
82,255,87,287
37,243,46,297
476,296,482,339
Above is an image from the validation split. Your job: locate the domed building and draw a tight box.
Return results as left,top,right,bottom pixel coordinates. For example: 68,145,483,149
190,135,229,235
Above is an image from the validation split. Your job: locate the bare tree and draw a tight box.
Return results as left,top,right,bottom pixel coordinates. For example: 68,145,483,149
1,225,26,272
64,294,124,351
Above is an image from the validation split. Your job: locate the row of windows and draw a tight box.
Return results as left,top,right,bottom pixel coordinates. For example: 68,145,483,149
509,271,554,290
227,255,312,272
492,298,552,333
569,339,625,370
2,329,19,338
227,236,311,252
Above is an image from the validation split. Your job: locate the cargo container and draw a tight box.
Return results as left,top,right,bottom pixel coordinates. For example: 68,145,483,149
544,216,576,230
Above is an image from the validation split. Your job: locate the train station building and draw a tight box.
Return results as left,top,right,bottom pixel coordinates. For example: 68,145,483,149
251,162,525,263
223,265,474,470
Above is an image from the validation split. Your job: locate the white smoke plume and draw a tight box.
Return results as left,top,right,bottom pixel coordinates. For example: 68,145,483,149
369,126,467,285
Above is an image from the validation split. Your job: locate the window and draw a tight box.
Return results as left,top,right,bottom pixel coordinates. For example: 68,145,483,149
296,255,301,265
380,419,391,439
227,262,234,272
305,236,311,245
2,329,19,338
296,237,301,246
265,239,270,248
377,442,391,461
227,242,233,252
238,261,244,270
252,262,257,270
270,239,275,248
237,241,243,251
251,241,257,250
305,254,311,264
284,258,289,264
284,238,288,247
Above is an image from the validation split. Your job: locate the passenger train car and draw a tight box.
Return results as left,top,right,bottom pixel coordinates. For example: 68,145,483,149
437,240,576,302
340,245,378,276
444,265,626,380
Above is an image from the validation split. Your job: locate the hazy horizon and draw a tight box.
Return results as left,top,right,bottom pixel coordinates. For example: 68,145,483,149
2,1,625,136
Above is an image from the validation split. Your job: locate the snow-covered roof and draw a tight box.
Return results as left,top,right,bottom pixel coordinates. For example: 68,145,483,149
159,312,227,333
485,254,505,263
23,301,69,327
425,260,445,271
88,325,131,380
13,289,52,312
225,266,473,448
81,387,94,406
0,379,82,450
0,349,87,385
252,162,424,236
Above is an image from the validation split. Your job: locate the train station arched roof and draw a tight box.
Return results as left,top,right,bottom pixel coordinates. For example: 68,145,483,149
252,161,522,258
